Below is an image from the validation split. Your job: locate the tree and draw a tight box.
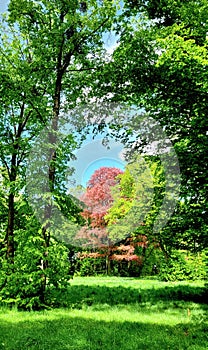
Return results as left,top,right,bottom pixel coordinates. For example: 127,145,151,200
5,0,119,301
74,166,123,274
77,167,123,245
76,235,147,276
96,0,208,251
0,19,48,262
76,162,157,275
105,156,155,242
104,155,164,271
0,0,120,307
82,167,123,220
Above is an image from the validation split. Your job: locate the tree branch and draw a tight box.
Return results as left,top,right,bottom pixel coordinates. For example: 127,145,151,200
0,151,10,177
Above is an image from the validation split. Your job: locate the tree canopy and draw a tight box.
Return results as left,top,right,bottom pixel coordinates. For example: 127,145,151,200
0,0,207,308
95,0,208,251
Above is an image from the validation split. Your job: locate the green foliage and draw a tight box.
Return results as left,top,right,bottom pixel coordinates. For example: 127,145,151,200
75,250,163,278
0,208,72,310
105,155,154,242
99,0,208,251
75,257,106,277
111,260,143,277
140,245,163,277
159,250,207,282
0,173,8,236
75,256,144,277
0,0,120,309
201,249,208,278
0,0,207,310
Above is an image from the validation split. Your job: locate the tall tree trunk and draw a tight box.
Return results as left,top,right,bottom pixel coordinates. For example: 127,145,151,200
106,248,111,276
5,152,17,264
40,10,73,301
6,192,15,262
40,68,63,301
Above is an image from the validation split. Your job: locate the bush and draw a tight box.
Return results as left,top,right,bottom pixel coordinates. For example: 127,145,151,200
140,246,163,277
75,257,106,276
159,250,207,281
201,249,208,280
0,226,73,310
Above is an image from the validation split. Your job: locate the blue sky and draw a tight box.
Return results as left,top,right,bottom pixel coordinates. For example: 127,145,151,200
0,0,9,13
0,0,125,188
68,136,126,188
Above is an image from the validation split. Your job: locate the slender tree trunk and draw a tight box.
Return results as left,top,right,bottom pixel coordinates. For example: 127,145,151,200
40,68,63,301
6,192,15,262
40,10,73,301
106,249,111,276
5,152,17,264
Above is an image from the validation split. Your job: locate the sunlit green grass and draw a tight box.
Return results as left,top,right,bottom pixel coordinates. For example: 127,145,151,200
71,276,206,288
0,277,207,350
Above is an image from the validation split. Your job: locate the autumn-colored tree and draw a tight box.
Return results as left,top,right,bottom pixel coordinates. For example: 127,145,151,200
76,233,149,276
81,167,123,231
76,165,153,275
74,166,122,274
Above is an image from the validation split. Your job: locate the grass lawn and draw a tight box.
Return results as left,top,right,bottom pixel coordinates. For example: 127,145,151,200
0,277,207,350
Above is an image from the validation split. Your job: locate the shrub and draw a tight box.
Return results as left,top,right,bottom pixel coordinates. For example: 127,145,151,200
0,226,73,310
75,257,106,276
140,246,163,277
159,250,207,281
201,249,208,280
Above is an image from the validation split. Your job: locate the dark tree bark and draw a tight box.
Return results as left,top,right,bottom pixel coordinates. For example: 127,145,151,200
5,147,18,263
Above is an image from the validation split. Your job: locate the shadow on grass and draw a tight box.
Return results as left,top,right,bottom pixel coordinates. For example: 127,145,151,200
51,284,208,309
0,313,207,350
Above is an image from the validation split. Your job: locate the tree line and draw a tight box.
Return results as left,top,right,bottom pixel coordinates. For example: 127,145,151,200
0,0,207,309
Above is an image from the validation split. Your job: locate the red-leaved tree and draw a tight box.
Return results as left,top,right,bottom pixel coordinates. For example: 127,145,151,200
74,167,123,273
75,166,149,275
80,167,123,231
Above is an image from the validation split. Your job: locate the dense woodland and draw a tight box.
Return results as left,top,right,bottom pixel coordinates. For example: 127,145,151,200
0,0,207,309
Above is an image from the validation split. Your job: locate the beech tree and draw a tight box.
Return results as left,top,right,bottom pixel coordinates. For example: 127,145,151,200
105,156,155,243
76,166,123,274
0,19,48,262
0,0,120,307
77,166,150,274
96,0,208,251
8,0,117,247
77,166,123,247
104,156,163,268
82,167,123,221
77,164,154,274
